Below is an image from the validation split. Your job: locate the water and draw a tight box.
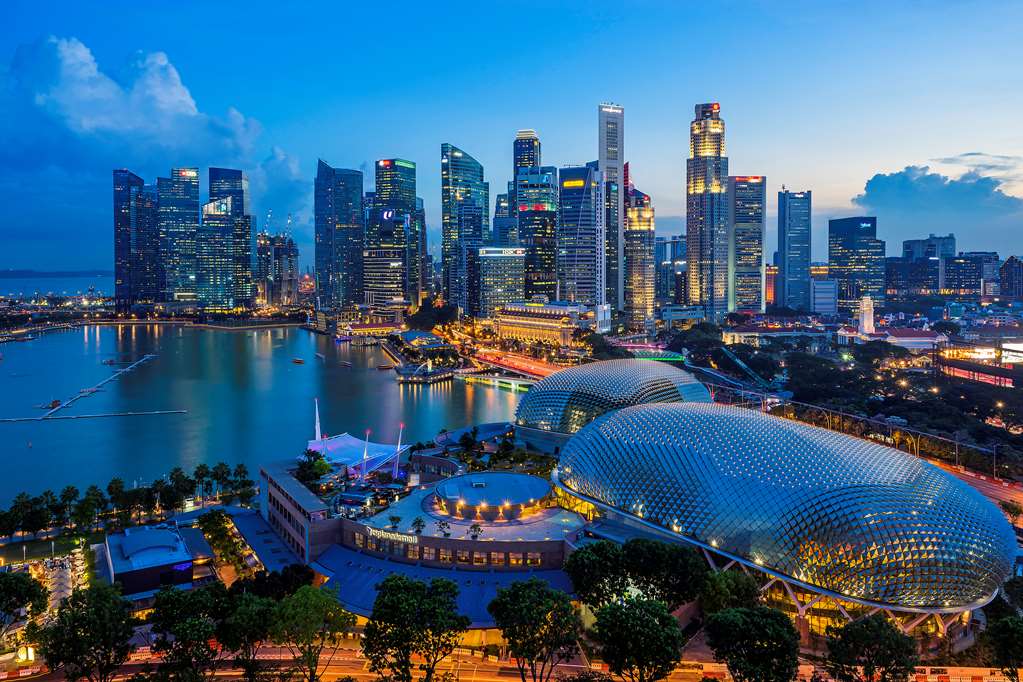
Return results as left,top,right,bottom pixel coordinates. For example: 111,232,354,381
0,325,519,504
0,275,113,298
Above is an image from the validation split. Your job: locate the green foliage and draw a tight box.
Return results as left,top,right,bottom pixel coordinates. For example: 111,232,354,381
623,538,708,611
217,592,275,682
563,541,629,608
705,606,800,682
30,583,136,682
229,563,315,601
295,449,331,489
362,575,469,682
0,571,47,642
592,597,683,682
1003,576,1023,611
666,323,722,362
407,296,458,331
410,516,426,534
824,614,919,682
931,320,961,337
150,583,231,682
487,578,581,682
987,616,1023,682
582,333,633,360
271,584,356,682
851,340,910,367
1000,500,1023,525
698,570,761,616
197,509,250,578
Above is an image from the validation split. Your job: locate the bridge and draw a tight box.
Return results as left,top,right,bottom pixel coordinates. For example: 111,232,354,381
457,374,535,392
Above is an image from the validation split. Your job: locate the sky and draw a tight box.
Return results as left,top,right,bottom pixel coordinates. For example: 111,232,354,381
1,0,1022,270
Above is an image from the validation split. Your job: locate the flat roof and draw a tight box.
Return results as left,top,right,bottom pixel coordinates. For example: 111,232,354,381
312,544,573,628
261,459,329,514
106,527,193,575
435,473,551,508
230,509,302,572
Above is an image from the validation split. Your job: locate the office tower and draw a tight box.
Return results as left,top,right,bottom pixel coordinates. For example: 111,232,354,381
364,159,421,308
314,161,364,309
413,197,428,304
942,253,998,298
516,166,559,301
810,279,838,315
624,189,655,329
197,197,235,309
479,247,525,318
513,130,541,173
598,103,625,312
903,234,956,261
209,168,253,308
492,192,517,246
132,184,161,305
961,251,1000,295
885,256,940,300
441,144,489,306
828,217,885,312
1000,256,1023,300
686,103,729,318
454,204,485,316
557,163,605,306
255,231,272,305
158,167,200,302
777,189,812,311
655,237,671,301
113,170,144,312
765,264,778,306
727,176,766,313
271,234,300,306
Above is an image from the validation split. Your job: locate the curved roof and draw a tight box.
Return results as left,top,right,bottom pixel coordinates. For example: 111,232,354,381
555,403,1017,612
435,472,551,508
120,528,182,559
515,359,711,435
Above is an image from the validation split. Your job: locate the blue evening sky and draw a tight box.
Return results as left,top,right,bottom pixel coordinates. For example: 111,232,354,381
1,1,1021,269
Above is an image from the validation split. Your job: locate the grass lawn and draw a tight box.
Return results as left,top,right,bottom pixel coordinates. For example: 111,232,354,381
0,532,103,565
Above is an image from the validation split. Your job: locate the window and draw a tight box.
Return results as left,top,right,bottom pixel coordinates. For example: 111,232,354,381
439,548,453,563
508,552,523,567
527,552,542,566
422,546,436,561
473,552,486,566
489,552,505,566
354,533,365,548
406,545,419,560
366,538,378,552
457,550,471,564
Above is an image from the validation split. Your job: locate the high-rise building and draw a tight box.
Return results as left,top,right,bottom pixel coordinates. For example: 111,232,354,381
158,167,200,302
903,234,956,261
209,168,253,308
598,103,625,312
777,189,812,311
557,163,605,306
132,184,161,305
886,256,940,299
828,217,885,312
810,278,838,315
455,203,485,316
113,170,144,312
492,192,517,246
1000,256,1023,300
765,264,778,306
961,251,1000,295
479,247,525,318
270,234,300,306
686,103,729,318
513,130,541,174
624,189,655,329
197,197,235,310
727,176,766,313
365,159,422,308
255,231,272,305
941,253,998,299
314,161,364,309
441,144,489,307
515,166,559,301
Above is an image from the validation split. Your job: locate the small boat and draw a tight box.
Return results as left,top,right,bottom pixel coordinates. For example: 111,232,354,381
102,359,116,365
377,364,394,371
315,353,326,361
48,399,61,409
292,358,305,365
339,361,352,368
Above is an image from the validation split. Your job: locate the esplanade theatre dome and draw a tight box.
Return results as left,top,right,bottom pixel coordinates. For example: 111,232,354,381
515,360,711,448
554,402,1017,612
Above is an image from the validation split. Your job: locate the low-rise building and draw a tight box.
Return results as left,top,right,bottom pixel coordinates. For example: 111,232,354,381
494,299,609,346
100,525,212,605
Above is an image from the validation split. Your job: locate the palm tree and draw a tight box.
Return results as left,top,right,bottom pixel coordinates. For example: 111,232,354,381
194,464,210,507
436,520,451,537
211,462,232,500
468,523,483,540
410,517,426,534
388,515,402,530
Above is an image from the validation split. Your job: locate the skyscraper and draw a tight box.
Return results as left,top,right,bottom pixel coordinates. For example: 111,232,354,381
209,168,253,308
365,159,421,308
624,189,656,329
903,234,956,261
1000,256,1023,300
455,203,485,316
828,217,886,312
777,189,812,311
598,103,625,312
314,161,364,309
727,176,766,313
255,231,272,305
492,192,517,246
557,163,605,306
479,247,525,318
441,144,489,307
686,103,729,318
515,166,559,301
132,184,161,305
271,234,300,306
158,167,200,302
113,170,144,312
513,130,541,173
197,197,235,310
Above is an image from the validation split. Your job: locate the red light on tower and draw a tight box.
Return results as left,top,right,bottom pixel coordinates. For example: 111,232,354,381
712,102,720,111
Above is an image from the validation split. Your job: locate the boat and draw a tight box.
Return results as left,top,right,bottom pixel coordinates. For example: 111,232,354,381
335,334,352,343
102,359,116,365
47,399,61,409
292,358,305,365
339,361,352,368
315,353,326,361
14,336,35,342
377,364,394,370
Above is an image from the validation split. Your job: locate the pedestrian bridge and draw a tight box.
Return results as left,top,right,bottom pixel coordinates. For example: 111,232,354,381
457,374,534,392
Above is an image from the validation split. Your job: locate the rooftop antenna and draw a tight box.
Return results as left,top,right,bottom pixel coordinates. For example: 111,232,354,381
314,398,321,441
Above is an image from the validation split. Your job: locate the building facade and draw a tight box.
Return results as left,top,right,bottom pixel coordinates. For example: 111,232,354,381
624,191,656,329
113,170,144,312
516,166,559,301
686,103,729,319
557,164,605,306
479,247,525,318
314,161,364,309
197,197,235,310
158,167,200,303
727,176,766,313
208,168,253,309
777,189,812,311
365,159,423,309
828,216,885,313
598,104,625,312
1001,255,1023,300
903,234,956,261
441,144,489,307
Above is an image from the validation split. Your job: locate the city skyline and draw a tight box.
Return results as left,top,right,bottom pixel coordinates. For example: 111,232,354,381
2,2,1022,271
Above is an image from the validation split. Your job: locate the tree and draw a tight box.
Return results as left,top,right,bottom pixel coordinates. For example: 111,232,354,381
623,539,708,610
469,522,484,540
388,514,402,529
271,585,356,682
988,616,1023,682
705,607,799,682
0,571,47,643
410,516,426,534
487,578,581,682
1000,500,1023,526
698,570,761,616
218,592,275,682
824,614,919,682
212,462,233,499
230,563,315,601
931,320,960,337
592,597,683,682
362,575,470,682
435,519,451,537
194,463,211,505
150,583,231,682
295,449,331,489
563,540,628,607
1003,576,1023,611
21,494,52,538
31,583,136,682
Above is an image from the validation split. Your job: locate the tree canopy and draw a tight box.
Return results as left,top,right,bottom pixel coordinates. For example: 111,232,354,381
824,614,918,682
563,540,629,608
623,538,708,611
705,606,800,682
697,570,761,616
988,616,1023,682
592,597,683,682
271,584,356,682
0,571,46,643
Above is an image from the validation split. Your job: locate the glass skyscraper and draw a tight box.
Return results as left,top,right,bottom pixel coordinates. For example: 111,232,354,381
777,189,812,311
158,167,200,302
209,168,253,308
828,216,886,312
598,103,625,312
686,103,729,318
492,192,517,246
197,197,235,310
516,166,559,301
557,163,605,306
113,169,144,312
624,189,656,329
479,247,525,318
727,175,766,313
441,144,489,308
314,161,364,309
364,159,422,308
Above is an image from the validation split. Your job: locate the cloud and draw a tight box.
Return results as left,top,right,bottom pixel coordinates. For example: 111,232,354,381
0,36,309,268
852,165,1023,255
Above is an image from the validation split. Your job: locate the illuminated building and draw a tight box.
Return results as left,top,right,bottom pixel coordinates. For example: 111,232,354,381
365,159,423,309
886,256,939,299
314,161,364,309
765,264,778,306
494,299,607,348
624,191,656,329
441,144,489,306
598,103,625,312
479,247,525,318
492,192,517,246
903,234,956,261
266,234,299,306
454,203,485,316
113,170,160,311
1001,255,1023,300
158,167,200,302
555,402,1016,645
686,103,729,318
510,129,541,225
941,254,985,299
209,168,253,308
960,251,1000,296
515,166,559,301
810,278,838,315
197,197,235,310
727,176,766,313
810,263,829,279
828,216,885,313
777,189,812,310
557,164,605,306
113,169,143,312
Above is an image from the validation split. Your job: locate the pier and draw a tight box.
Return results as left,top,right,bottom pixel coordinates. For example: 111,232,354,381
0,410,187,423
41,354,158,417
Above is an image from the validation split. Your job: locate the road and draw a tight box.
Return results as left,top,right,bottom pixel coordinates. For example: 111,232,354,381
473,350,559,379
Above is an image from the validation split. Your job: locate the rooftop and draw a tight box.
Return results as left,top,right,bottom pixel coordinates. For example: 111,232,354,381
106,526,193,575
435,473,551,509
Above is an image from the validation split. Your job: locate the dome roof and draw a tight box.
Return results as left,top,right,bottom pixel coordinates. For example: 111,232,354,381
555,403,1016,612
515,359,710,435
